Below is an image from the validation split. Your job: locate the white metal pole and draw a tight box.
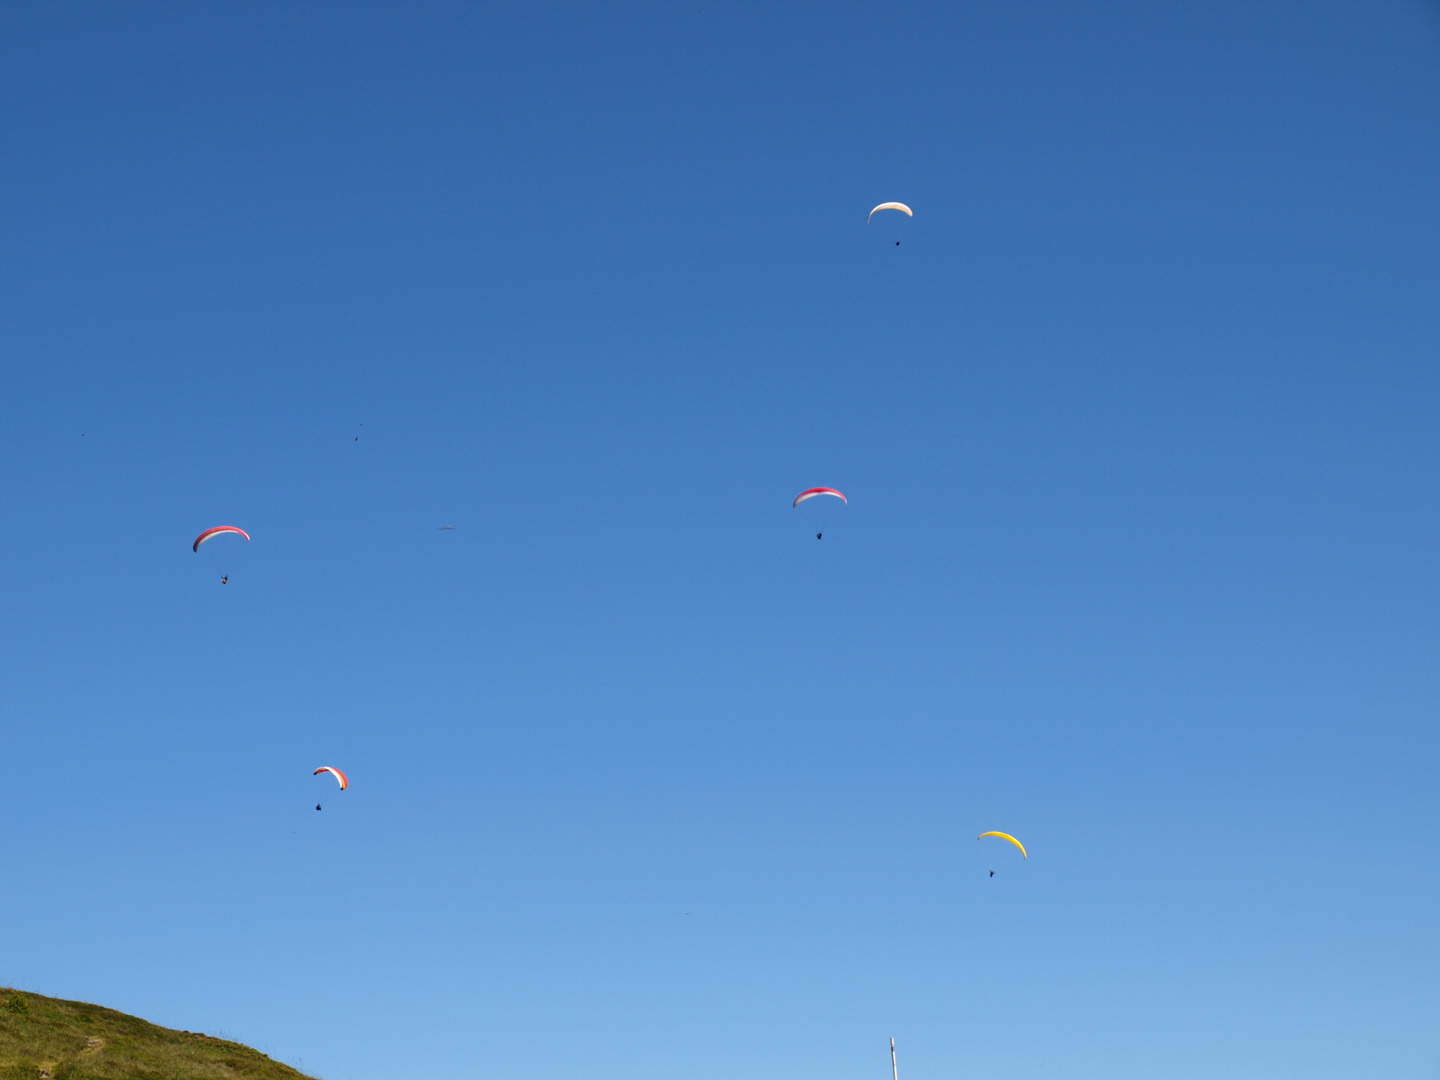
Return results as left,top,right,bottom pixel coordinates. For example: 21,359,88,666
891,1039,898,1080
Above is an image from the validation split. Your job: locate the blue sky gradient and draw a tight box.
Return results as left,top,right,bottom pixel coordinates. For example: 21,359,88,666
2,4,1439,1079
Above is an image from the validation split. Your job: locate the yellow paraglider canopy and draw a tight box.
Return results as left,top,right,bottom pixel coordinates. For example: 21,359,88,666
977,831,1027,858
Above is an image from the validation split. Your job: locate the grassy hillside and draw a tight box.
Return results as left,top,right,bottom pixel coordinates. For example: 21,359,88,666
0,990,315,1080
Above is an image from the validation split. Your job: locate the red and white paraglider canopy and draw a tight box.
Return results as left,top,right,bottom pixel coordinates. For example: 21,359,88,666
792,488,847,508
314,766,348,790
193,526,250,552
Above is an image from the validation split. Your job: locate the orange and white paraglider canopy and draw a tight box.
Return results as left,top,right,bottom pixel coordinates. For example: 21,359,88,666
314,767,348,790
867,202,913,223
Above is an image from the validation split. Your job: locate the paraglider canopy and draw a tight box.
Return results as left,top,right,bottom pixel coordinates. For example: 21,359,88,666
867,202,913,223
977,831,1027,858
193,526,250,552
314,766,348,790
793,487,847,508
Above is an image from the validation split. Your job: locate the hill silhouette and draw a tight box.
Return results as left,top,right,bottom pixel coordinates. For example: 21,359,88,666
0,990,315,1080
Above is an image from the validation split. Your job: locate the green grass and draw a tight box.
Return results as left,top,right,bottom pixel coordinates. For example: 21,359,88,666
0,990,316,1080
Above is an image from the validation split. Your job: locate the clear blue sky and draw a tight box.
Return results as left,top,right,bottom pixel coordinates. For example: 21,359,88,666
2,4,1438,1079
